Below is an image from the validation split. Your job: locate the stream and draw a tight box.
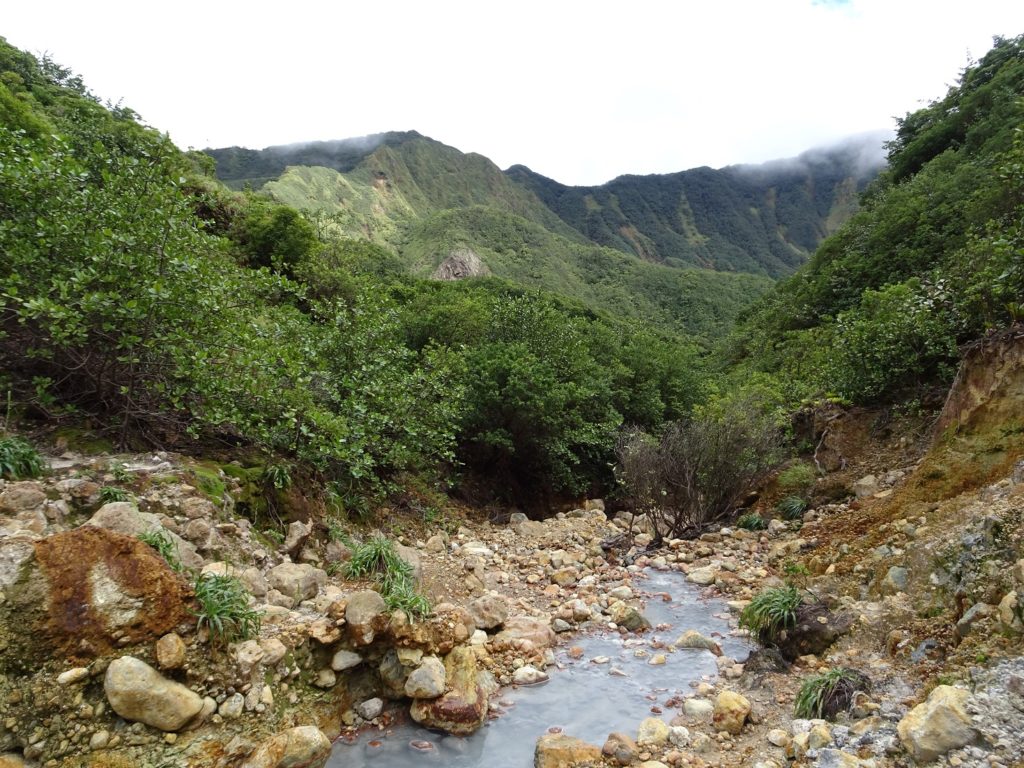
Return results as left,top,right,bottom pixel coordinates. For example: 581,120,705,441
327,570,750,768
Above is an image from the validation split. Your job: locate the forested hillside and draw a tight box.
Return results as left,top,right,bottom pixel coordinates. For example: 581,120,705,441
0,37,717,507
206,130,882,280
725,34,1024,405
507,136,883,277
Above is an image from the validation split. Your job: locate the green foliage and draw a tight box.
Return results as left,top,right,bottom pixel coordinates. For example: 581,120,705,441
191,572,262,645
0,436,44,479
728,36,1024,405
794,668,870,720
777,462,816,492
776,495,809,521
736,512,767,531
233,197,316,275
137,528,183,573
739,585,802,644
261,462,292,491
823,280,958,402
99,486,132,504
344,535,429,619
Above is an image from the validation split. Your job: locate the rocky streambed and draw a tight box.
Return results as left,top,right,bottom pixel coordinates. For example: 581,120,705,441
329,569,751,768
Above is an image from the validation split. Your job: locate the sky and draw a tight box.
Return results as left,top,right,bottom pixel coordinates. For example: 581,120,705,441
4,1,1021,185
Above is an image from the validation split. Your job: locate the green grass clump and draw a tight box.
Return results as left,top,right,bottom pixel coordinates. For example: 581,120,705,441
0,436,44,479
192,572,262,645
736,512,767,531
739,585,801,643
344,535,430,619
777,462,816,491
99,486,132,504
776,495,809,521
137,528,184,572
794,668,870,720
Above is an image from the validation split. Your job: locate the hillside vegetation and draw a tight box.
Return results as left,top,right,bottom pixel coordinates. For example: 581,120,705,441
726,34,1024,406
0,37,713,507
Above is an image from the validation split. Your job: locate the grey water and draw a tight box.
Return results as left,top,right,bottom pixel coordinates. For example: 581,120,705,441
327,570,750,768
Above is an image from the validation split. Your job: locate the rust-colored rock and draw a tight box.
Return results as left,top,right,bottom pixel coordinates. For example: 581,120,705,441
29,527,190,659
409,646,487,735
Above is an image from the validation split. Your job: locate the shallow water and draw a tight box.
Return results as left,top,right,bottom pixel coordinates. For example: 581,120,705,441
327,570,750,768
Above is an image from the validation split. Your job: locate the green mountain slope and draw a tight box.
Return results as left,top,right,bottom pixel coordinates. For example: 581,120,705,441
728,34,1024,404
506,137,883,278
208,132,882,281
400,205,772,339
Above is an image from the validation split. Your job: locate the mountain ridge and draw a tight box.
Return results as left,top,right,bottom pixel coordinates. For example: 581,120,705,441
205,130,885,279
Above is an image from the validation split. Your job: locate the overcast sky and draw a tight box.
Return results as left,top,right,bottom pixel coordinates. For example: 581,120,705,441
4,1,1020,185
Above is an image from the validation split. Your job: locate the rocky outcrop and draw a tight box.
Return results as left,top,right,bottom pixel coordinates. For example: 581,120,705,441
345,589,388,645
712,690,751,735
103,656,203,732
409,646,487,735
534,733,602,768
242,725,331,768
85,501,202,569
431,248,488,281
897,685,979,763
4,526,190,661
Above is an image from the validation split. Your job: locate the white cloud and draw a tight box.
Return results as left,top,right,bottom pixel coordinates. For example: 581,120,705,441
3,0,1019,184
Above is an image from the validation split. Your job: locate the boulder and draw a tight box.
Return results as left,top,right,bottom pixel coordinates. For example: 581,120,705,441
9,527,190,660
355,697,383,720
396,543,423,584
636,717,670,746
673,630,722,655
853,475,878,498
266,563,326,603
512,665,549,685
405,656,446,699
774,603,853,661
85,502,202,569
683,698,714,721
242,725,331,768
0,482,46,513
897,685,978,763
410,646,487,735
346,589,388,645
998,591,1023,633
878,566,908,596
493,616,556,650
534,733,602,768
281,520,312,557
712,690,751,735
607,601,651,632
602,732,639,765
467,593,509,630
686,566,718,585
104,656,203,732
331,649,362,672
155,632,187,670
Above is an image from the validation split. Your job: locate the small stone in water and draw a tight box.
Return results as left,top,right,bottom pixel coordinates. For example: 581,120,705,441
591,656,610,664
409,740,434,752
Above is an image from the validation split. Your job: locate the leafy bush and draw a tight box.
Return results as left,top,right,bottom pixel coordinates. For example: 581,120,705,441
261,463,292,491
794,668,870,720
344,535,430,619
192,572,262,645
0,436,44,479
736,513,767,531
776,495,809,521
137,528,183,573
777,462,816,492
99,486,132,504
739,585,801,644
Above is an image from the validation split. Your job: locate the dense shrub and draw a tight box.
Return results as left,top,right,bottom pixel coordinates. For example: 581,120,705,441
0,436,44,479
615,394,782,536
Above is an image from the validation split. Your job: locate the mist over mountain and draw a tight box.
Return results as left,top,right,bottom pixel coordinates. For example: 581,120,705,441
205,131,886,279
